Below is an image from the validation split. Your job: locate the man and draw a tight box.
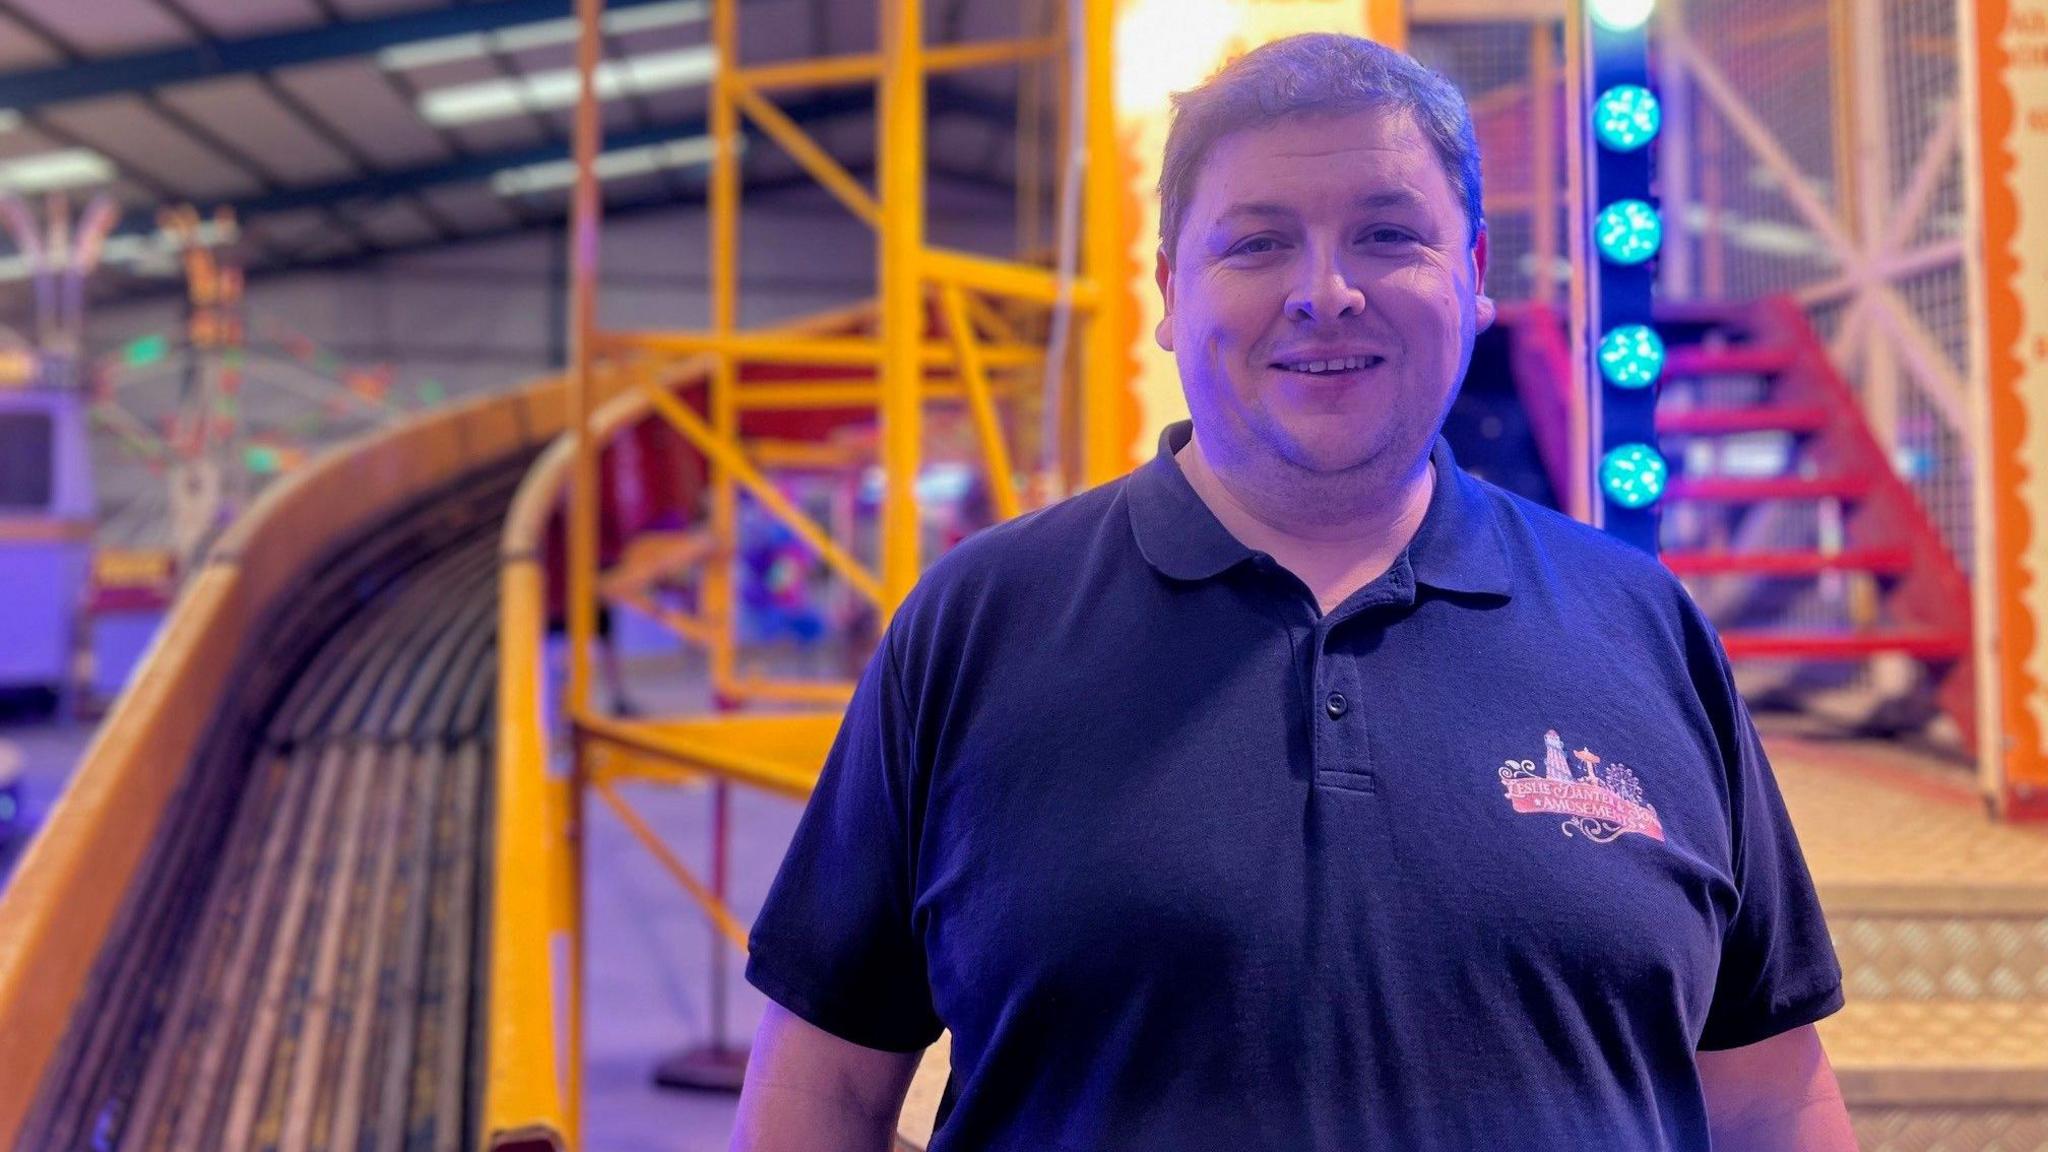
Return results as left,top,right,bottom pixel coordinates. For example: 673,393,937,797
733,33,1855,1152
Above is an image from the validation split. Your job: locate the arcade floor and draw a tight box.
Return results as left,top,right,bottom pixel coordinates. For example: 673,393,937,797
1757,716,2048,1150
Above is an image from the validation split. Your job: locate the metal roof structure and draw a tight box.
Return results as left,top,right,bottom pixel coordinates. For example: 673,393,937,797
0,0,1034,311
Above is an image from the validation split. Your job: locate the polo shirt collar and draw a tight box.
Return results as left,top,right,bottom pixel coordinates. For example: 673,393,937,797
1126,420,1514,599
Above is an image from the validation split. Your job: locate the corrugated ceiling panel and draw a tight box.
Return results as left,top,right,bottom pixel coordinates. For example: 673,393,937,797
273,59,455,168
400,55,502,94
246,207,332,251
323,0,441,16
157,77,360,185
448,115,549,154
353,199,439,247
6,0,189,54
43,96,263,199
417,185,521,234
0,12,65,68
739,0,813,63
0,123,70,163
640,84,709,123
173,0,322,37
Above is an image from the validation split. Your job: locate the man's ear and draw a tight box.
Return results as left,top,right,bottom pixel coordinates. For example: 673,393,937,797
1472,225,1497,334
1153,247,1175,352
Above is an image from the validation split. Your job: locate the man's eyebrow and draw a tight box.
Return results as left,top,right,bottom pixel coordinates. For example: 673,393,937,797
1210,201,1296,226
1354,188,1429,211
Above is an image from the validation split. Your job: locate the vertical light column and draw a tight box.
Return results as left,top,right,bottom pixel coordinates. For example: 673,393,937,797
1575,0,1667,552
879,0,925,614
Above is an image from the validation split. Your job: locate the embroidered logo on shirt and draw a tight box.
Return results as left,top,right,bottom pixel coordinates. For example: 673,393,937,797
1497,728,1666,843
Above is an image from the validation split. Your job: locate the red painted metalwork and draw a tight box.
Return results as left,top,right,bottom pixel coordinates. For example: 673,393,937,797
1661,546,1914,577
1504,296,1976,754
1656,405,1830,435
1658,297,1977,753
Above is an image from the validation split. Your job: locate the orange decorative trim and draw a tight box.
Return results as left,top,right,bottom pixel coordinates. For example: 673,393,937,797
1972,0,2048,804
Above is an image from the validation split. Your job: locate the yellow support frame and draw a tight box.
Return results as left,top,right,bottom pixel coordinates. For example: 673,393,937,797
565,0,1120,723
533,0,1125,1140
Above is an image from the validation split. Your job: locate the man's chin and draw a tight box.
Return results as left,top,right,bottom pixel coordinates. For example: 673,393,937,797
1254,410,1443,478
1268,431,1386,477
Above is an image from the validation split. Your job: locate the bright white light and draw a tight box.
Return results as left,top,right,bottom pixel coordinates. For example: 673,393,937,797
1588,0,1656,32
1113,0,1243,112
489,133,730,195
379,1,709,71
0,148,115,194
419,44,717,126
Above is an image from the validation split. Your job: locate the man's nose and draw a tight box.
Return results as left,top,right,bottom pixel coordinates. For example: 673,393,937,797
1284,254,1366,323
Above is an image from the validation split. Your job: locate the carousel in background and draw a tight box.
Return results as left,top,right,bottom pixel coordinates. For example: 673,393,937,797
1,196,449,714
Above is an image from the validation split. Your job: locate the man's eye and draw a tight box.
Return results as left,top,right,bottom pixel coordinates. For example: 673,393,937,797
1359,227,1415,245
1229,236,1282,256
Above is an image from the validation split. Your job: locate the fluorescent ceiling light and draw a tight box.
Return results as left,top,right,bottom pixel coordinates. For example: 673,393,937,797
0,148,115,194
419,44,717,126
383,0,709,70
489,133,729,196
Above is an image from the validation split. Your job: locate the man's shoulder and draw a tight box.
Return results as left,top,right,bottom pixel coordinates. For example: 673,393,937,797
896,472,1137,620
1465,469,1737,705
1469,471,1694,613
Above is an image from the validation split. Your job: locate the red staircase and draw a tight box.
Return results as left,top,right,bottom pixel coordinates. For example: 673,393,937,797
1655,298,1974,751
1501,297,1976,753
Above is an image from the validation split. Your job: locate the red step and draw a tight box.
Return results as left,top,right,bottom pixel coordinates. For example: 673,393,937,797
1662,546,1914,577
1717,630,1971,661
1665,475,1874,502
1656,405,1831,436
1665,345,1800,378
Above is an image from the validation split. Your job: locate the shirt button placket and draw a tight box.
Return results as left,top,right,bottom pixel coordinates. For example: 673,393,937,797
1310,622,1372,792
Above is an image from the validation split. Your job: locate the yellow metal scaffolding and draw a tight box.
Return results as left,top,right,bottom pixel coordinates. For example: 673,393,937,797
534,0,1131,1141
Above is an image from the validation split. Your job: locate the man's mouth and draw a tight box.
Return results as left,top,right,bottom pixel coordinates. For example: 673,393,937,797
1271,355,1386,376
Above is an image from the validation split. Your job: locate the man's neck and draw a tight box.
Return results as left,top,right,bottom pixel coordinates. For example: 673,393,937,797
1175,431,1436,615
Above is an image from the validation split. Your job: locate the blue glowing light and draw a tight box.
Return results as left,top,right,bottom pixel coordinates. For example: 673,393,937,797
1595,200,1663,265
1600,443,1669,509
1594,85,1662,151
1598,324,1666,389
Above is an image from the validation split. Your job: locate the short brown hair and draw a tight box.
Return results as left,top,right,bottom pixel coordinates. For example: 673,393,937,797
1158,33,1484,260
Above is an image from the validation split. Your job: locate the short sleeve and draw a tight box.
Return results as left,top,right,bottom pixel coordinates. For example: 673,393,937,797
1691,610,1845,1051
744,630,943,1053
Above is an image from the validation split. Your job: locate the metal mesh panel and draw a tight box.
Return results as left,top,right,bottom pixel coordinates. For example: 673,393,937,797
1410,21,1550,305
1408,3,1977,587
1885,0,1960,209
1668,0,1974,579
1894,254,1974,570
1680,0,1846,302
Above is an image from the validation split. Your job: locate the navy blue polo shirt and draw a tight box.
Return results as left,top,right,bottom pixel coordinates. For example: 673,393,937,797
746,420,1843,1152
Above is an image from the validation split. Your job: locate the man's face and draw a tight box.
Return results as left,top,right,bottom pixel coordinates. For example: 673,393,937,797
1156,107,1495,482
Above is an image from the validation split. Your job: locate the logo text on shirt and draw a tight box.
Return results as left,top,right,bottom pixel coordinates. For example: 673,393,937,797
1497,728,1666,844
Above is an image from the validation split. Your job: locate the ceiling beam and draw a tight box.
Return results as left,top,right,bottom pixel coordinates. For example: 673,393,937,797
213,88,873,220
0,0,683,112
103,83,1012,235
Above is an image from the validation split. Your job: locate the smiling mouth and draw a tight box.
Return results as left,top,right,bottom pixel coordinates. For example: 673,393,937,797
1272,355,1386,375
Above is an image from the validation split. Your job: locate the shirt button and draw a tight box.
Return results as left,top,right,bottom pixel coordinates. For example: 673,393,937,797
1325,692,1348,720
